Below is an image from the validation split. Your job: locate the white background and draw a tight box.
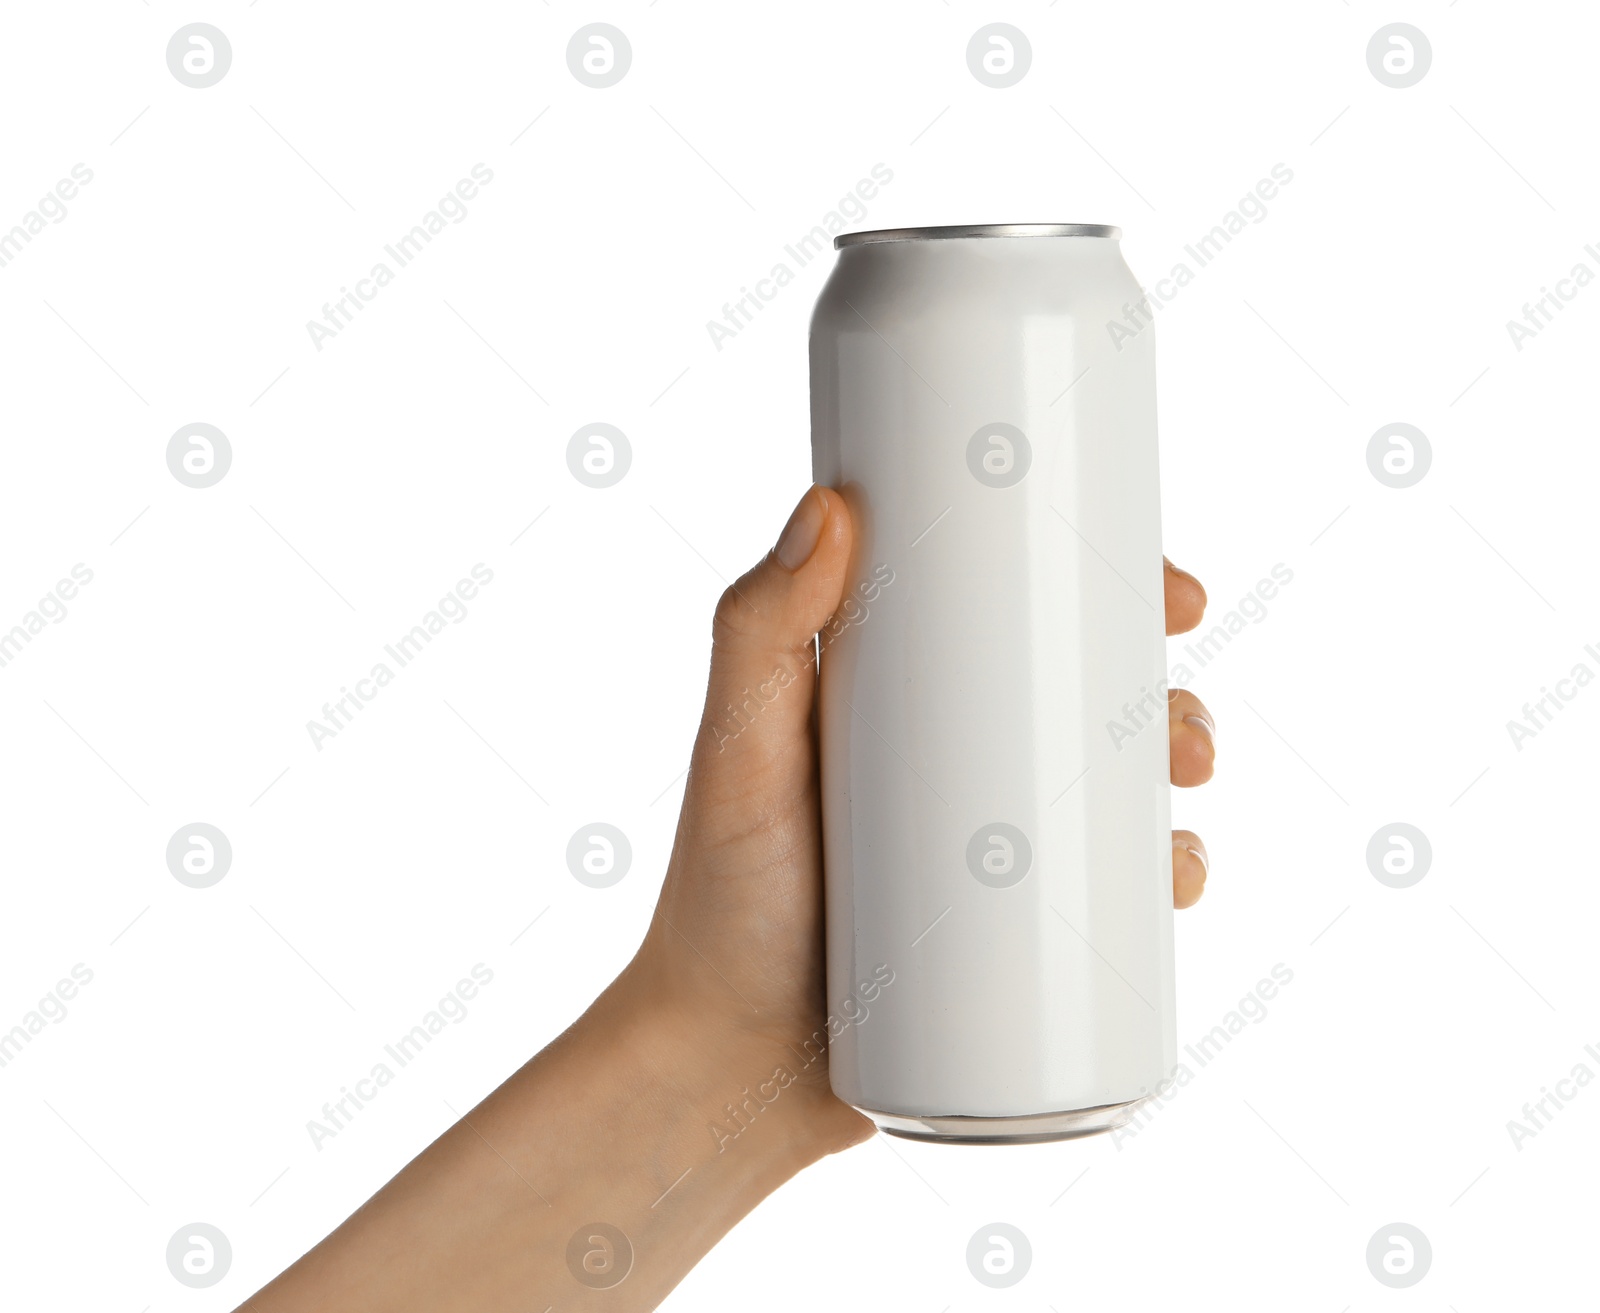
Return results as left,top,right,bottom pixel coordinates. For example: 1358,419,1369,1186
1,2,1595,1309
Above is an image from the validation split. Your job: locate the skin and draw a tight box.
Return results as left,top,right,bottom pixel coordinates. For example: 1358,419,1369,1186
239,485,1215,1312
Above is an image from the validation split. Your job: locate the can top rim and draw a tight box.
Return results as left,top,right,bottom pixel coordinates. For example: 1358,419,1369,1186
835,223,1120,248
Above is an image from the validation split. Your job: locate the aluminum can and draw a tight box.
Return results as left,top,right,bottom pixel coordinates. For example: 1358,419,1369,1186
809,223,1175,1143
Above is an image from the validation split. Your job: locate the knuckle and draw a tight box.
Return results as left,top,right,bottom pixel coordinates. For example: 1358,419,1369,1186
711,583,758,646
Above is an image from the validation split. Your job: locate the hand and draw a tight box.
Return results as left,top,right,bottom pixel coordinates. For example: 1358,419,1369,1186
624,484,1217,1154
242,484,1216,1313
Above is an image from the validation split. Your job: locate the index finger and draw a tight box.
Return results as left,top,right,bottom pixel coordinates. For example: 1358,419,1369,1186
1164,557,1207,636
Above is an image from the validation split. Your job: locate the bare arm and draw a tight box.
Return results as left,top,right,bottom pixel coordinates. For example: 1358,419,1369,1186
238,486,1213,1311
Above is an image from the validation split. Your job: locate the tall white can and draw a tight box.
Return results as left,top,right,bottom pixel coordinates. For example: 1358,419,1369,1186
810,224,1175,1144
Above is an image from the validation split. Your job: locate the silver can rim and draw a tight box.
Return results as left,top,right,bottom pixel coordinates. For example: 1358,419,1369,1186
857,1095,1148,1144
835,223,1120,248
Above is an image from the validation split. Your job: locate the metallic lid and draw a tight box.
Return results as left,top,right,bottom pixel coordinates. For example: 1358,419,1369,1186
835,223,1120,248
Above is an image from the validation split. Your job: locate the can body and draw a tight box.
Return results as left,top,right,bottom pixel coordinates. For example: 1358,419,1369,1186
809,224,1175,1144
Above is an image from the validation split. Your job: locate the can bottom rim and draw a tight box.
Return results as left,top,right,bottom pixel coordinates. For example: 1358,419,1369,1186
858,1095,1147,1145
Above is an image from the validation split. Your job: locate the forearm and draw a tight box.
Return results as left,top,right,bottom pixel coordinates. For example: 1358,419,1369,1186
239,958,844,1312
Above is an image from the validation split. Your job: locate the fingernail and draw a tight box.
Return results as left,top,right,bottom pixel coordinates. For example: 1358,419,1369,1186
1180,842,1209,876
1183,714,1215,747
775,486,826,571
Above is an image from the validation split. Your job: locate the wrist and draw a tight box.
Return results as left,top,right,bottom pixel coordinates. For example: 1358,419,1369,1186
472,959,844,1307
607,946,869,1174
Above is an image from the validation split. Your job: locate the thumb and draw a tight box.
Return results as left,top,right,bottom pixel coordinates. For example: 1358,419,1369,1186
697,485,852,772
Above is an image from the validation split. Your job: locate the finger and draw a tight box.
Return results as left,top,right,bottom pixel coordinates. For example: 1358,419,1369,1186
695,486,852,782
1164,558,1206,636
1167,688,1215,787
1173,829,1208,909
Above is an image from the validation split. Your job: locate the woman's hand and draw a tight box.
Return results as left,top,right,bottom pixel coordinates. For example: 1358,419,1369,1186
623,483,1216,1154
240,484,1216,1313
